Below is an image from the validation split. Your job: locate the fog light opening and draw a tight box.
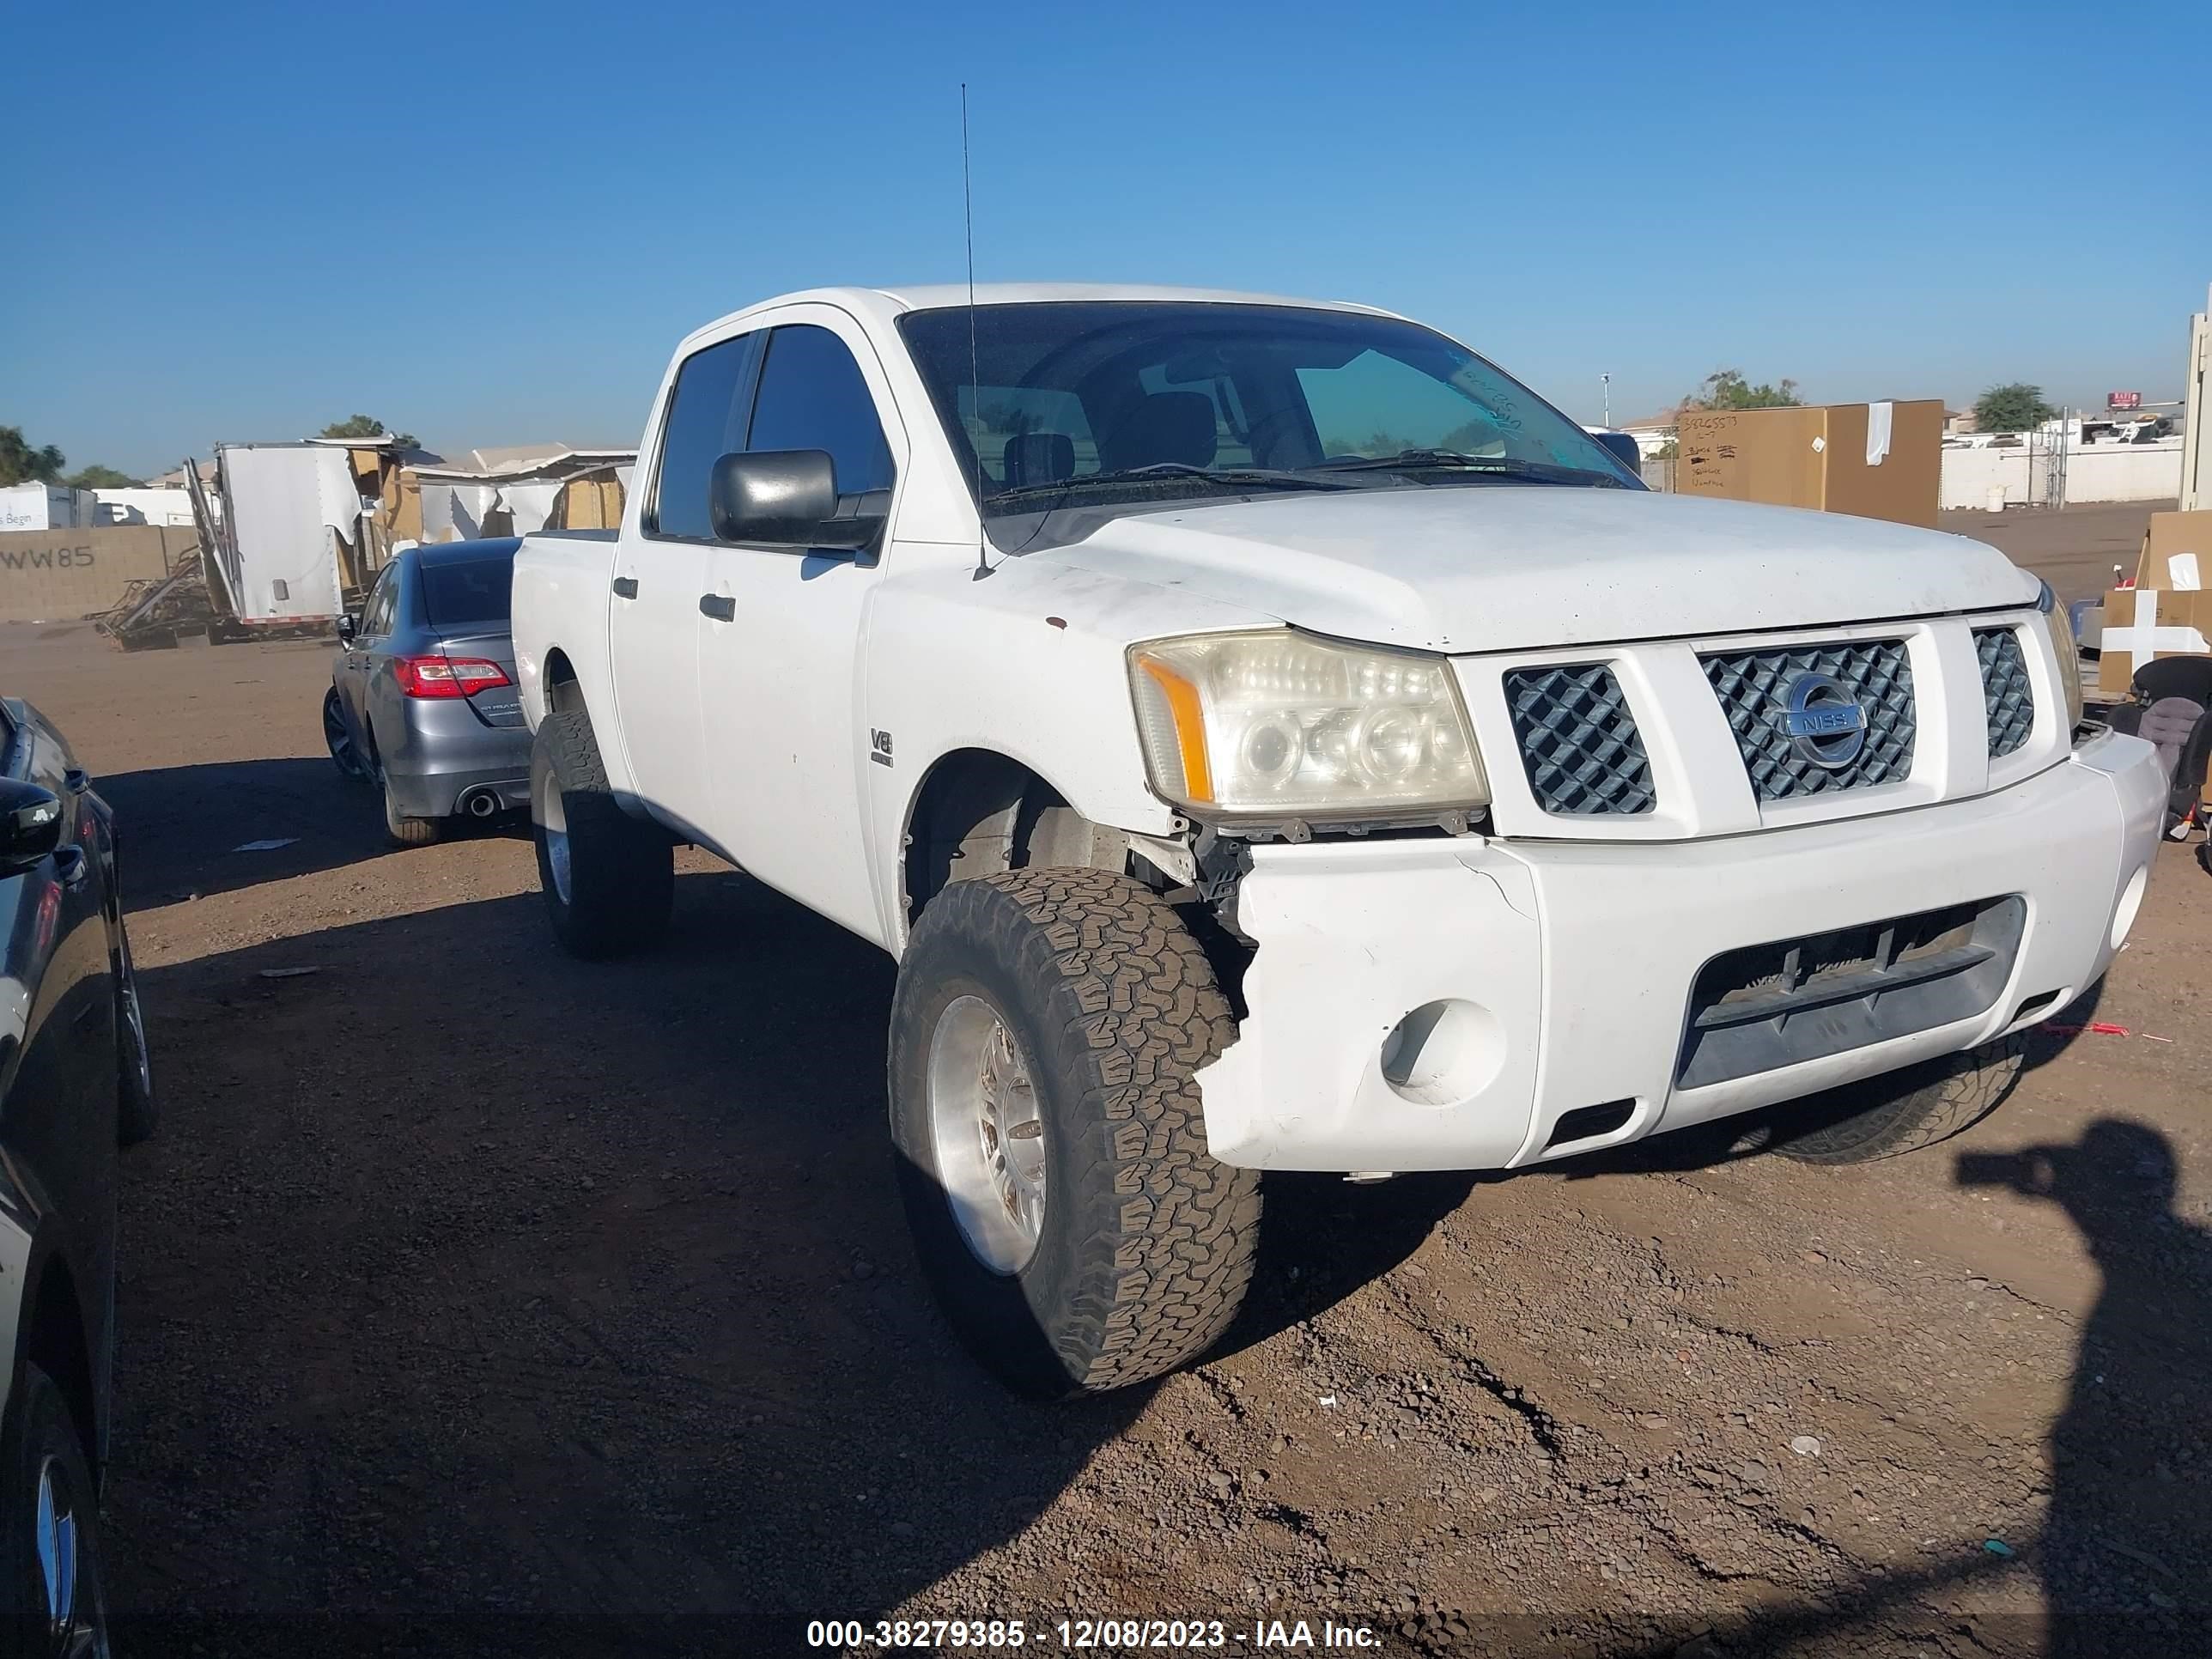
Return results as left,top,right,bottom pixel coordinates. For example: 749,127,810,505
2111,863,2148,952
1379,998,1504,1106
1544,1099,1638,1150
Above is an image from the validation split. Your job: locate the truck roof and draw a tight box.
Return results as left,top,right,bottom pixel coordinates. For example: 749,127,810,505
675,283,1403,353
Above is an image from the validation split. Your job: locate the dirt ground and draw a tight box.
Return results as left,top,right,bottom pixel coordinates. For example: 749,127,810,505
1941,501,2172,609
9,542,2206,1657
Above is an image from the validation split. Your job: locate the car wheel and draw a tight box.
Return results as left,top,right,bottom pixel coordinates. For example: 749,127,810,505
322,689,365,781
1,1363,112,1658
380,766,441,848
889,867,1261,1398
116,924,155,1148
530,707,672,959
1751,1034,2027,1164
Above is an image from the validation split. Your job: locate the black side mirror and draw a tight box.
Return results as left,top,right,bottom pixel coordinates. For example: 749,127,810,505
1595,431,1644,476
337,613,357,643
0,780,64,875
709,450,883,552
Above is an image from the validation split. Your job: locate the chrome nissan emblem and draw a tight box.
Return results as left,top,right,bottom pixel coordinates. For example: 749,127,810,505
1778,671,1867,769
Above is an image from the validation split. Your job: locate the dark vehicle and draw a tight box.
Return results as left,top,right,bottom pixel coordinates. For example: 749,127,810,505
323,538,530,847
0,696,155,1653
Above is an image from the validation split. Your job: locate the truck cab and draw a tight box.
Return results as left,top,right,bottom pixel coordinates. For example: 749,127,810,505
511,285,2165,1398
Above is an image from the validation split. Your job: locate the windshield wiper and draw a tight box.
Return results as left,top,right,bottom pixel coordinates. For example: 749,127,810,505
989,460,1372,507
1309,450,1632,487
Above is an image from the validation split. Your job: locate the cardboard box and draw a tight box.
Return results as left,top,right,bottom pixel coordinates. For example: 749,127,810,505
1676,399,1942,527
2132,509,2212,589
2098,585,2212,695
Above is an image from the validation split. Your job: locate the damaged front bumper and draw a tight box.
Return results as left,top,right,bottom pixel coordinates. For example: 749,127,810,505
1192,732,2166,1172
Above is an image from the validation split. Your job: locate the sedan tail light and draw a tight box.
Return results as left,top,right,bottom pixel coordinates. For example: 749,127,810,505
395,655,512,699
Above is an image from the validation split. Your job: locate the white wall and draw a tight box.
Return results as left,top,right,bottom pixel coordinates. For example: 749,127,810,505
89,487,195,527
1939,439,2184,510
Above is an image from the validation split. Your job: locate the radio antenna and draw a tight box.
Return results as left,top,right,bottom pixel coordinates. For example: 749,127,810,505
963,83,991,581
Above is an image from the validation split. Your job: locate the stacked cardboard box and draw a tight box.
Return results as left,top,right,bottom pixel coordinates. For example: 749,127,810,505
1675,400,1943,528
2098,510,2212,695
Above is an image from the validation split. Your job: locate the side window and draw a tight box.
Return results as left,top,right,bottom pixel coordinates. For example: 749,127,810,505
362,568,398,636
651,333,756,539
745,325,895,496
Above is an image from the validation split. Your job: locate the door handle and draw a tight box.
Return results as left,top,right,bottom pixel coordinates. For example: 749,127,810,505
611,576,639,600
52,847,88,888
698,594,736,622
63,768,88,795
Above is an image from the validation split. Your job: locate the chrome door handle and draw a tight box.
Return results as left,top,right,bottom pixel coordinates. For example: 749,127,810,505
698,594,735,622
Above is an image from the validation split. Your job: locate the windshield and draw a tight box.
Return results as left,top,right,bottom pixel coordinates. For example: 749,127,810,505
896,301,1639,517
420,556,514,628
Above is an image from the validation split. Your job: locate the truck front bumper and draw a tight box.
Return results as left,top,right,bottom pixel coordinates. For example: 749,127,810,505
1194,732,2166,1172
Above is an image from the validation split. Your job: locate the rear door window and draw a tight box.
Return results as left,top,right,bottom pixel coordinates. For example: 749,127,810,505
651,333,758,539
361,568,399,637
421,557,514,628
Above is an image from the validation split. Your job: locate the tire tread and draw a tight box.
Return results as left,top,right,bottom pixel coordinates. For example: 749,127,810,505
1777,1033,2026,1164
896,868,1260,1394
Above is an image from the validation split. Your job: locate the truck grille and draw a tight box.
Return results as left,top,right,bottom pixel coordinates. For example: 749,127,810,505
1974,627,2034,757
1701,640,1915,800
1502,663,1656,815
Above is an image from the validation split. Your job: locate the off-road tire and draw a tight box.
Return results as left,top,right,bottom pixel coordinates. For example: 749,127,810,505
1,1363,111,1656
1764,1033,2027,1164
531,706,672,959
380,768,441,848
889,867,1261,1398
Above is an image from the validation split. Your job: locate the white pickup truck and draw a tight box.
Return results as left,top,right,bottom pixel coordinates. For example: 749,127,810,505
511,283,2163,1397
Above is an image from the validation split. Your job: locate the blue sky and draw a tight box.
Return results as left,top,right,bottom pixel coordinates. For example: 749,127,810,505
13,1,2209,478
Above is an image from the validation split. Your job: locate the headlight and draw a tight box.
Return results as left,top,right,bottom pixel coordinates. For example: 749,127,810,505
2037,580,2083,731
1128,631,1489,821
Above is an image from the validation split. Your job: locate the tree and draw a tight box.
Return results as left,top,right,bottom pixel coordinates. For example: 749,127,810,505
64,464,142,489
1973,383,2057,434
319,414,419,448
1684,368,1802,410
0,426,66,487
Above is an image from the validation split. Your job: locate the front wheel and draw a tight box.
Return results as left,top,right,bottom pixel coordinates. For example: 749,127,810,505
1759,1033,2027,1164
889,868,1261,1398
0,1364,112,1657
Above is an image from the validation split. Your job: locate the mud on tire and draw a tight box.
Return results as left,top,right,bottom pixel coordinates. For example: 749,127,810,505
889,867,1261,1398
1762,1032,2027,1164
531,706,673,960
380,768,441,848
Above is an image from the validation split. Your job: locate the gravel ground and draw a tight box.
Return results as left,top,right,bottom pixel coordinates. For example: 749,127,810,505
6,611,2205,1659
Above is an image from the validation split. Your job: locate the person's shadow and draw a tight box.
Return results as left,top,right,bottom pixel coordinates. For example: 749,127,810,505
1956,1120,2212,1654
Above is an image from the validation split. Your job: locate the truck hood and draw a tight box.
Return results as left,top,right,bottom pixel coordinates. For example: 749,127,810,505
1021,487,2036,653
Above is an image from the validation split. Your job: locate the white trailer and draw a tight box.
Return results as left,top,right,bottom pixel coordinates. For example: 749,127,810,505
209,443,360,623
0,485,87,532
